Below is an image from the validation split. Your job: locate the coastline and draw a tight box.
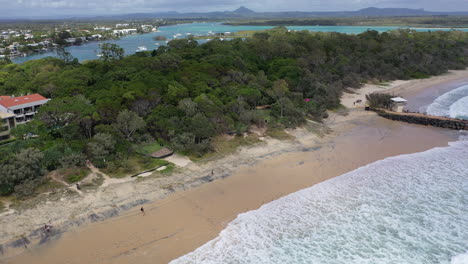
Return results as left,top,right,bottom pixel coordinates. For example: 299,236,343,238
1,69,468,263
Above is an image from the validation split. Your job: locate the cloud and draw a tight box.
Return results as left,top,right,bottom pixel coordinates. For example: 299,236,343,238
1,0,468,17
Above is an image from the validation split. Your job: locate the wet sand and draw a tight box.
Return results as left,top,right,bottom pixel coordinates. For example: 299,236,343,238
4,112,460,264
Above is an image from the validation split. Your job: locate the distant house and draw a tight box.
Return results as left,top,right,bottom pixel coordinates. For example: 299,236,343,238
113,29,137,35
94,27,112,31
390,97,407,112
0,112,16,141
0,94,49,125
65,38,76,44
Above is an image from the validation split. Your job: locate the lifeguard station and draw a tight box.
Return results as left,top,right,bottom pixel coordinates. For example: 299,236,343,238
390,97,407,112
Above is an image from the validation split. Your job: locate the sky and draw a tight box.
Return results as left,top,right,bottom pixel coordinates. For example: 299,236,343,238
1,0,468,18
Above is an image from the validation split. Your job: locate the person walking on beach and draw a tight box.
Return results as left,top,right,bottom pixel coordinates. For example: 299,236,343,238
140,207,145,216
44,224,52,233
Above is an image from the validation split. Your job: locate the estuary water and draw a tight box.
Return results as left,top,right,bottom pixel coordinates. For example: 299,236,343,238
11,22,468,64
171,136,468,264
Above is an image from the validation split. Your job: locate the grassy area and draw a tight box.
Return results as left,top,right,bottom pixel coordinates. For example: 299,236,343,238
81,173,105,190
137,163,177,182
330,104,350,116
158,163,175,175
213,134,262,153
134,141,163,155
64,168,91,183
266,126,295,140
188,134,263,162
35,179,65,193
0,137,17,146
104,155,168,178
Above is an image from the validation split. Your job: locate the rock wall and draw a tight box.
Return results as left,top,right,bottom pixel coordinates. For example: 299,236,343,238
377,111,468,130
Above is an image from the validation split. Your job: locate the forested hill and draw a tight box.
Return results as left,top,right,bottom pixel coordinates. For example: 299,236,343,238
1,27,468,196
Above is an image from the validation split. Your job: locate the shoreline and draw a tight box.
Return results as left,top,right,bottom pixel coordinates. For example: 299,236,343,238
4,112,460,264
1,69,468,263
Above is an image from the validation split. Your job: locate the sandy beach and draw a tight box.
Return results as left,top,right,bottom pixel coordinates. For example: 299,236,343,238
1,69,467,264
341,69,468,111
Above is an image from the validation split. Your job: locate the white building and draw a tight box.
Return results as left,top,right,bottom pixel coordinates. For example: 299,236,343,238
94,27,112,31
0,94,49,125
113,29,138,35
390,97,407,112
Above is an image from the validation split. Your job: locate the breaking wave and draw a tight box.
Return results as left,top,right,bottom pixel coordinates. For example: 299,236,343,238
426,84,468,120
171,138,468,264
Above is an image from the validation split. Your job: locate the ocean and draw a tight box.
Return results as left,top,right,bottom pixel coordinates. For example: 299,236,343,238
426,84,468,120
11,23,468,64
171,135,468,264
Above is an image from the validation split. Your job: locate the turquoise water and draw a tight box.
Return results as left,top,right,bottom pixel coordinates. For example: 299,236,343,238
171,136,468,264
11,22,468,64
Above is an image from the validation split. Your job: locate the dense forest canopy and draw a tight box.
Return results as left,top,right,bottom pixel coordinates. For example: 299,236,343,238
1,27,468,196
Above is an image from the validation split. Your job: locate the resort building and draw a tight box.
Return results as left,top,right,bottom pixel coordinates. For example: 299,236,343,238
0,112,16,141
113,29,138,35
0,94,49,125
390,97,407,112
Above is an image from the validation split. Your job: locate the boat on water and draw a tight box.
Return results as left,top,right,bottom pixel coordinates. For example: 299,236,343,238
136,46,147,52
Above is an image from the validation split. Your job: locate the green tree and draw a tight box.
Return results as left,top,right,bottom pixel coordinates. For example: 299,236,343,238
270,79,290,117
55,46,75,64
99,43,125,62
190,113,215,143
178,98,198,117
114,110,146,140
165,82,188,104
0,148,45,196
87,133,116,167
36,95,95,138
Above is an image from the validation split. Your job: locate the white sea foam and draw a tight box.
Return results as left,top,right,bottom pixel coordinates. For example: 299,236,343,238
449,96,468,120
426,84,468,120
451,252,468,264
171,139,468,264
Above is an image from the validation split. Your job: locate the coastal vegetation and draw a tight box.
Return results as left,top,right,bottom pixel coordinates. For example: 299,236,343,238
1,26,468,197
227,16,468,28
365,93,394,109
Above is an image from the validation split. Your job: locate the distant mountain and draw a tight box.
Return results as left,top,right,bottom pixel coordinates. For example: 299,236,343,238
355,7,427,16
231,6,256,15
60,6,468,21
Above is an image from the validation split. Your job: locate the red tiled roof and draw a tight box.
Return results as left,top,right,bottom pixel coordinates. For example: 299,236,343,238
0,96,11,101
0,94,48,108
